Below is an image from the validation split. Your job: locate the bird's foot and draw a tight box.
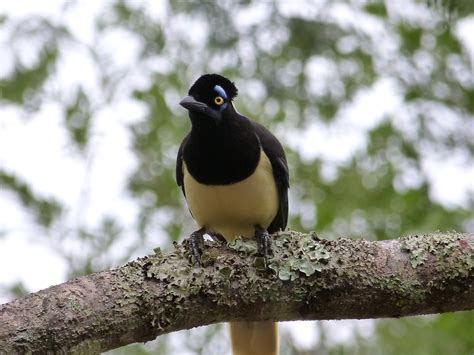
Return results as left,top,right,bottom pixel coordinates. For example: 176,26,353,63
188,227,206,266
255,225,272,266
209,232,226,244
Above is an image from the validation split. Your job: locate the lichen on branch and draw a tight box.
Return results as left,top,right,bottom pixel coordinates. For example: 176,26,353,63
0,232,473,354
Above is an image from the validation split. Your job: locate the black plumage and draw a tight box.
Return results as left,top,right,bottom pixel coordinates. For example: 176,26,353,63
176,74,288,235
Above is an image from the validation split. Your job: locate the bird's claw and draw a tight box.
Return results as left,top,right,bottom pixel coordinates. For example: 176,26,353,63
210,232,227,244
189,228,205,266
255,225,272,267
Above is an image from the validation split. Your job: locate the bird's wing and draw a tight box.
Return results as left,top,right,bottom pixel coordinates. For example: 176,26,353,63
251,121,289,233
176,133,189,197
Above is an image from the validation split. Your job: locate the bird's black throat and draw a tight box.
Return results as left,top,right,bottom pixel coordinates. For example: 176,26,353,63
183,109,260,185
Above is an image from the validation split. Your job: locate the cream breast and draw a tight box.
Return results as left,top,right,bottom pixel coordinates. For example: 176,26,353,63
183,150,279,241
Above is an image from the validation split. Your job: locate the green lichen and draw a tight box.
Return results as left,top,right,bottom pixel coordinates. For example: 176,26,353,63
253,256,267,271
401,236,429,268
268,231,331,281
219,266,233,279
139,234,300,326
117,232,472,337
228,232,331,281
145,253,205,298
462,252,474,269
401,233,459,268
228,237,258,256
400,233,473,279
379,273,426,305
397,232,473,302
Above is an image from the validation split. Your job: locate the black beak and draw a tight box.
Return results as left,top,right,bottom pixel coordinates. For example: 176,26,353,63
179,95,222,121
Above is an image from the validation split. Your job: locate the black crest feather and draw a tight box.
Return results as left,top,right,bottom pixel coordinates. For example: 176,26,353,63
188,74,238,101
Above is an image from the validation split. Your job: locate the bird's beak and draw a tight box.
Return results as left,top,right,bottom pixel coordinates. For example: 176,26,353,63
179,95,222,121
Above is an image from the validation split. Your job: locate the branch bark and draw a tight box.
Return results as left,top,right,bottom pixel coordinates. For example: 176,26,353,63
1,232,473,353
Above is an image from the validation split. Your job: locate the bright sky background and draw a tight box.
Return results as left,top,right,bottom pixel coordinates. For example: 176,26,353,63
0,1,473,352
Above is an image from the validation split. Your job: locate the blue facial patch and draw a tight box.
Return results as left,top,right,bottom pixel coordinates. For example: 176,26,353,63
214,85,228,100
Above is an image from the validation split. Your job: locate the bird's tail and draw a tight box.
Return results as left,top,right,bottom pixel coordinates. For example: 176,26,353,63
229,321,278,355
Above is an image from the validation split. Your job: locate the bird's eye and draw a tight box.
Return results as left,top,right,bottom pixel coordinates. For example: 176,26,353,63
214,96,224,105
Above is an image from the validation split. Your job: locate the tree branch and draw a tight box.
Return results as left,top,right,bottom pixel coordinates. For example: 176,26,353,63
1,232,473,353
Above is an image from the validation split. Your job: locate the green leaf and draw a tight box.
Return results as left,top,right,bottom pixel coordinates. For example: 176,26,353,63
0,47,58,106
365,2,388,17
398,24,423,53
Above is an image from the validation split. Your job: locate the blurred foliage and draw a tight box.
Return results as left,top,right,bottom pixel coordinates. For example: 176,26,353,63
0,171,62,227
371,313,474,355
427,0,474,18
0,0,473,354
64,88,92,150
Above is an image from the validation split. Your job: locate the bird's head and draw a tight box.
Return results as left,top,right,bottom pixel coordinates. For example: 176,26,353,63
180,74,238,124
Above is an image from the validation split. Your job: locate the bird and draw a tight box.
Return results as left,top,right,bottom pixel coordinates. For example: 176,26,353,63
176,74,289,355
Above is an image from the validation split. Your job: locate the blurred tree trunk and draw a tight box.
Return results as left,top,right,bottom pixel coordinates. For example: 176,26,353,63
0,232,472,353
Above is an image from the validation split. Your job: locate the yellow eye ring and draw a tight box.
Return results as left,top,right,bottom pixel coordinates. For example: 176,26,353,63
214,96,224,105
